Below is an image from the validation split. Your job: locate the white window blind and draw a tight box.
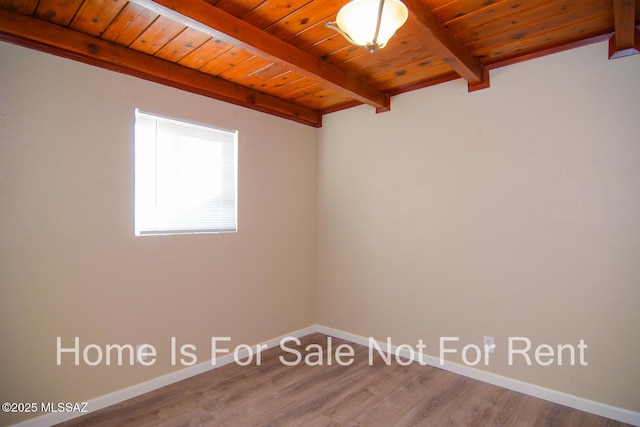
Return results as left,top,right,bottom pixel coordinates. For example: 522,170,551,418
134,110,237,236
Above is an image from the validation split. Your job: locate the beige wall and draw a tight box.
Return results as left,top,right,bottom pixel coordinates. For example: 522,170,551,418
1,37,639,425
0,42,317,425
317,42,640,412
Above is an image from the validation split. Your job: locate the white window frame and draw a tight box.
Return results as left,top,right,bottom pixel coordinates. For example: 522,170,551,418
134,109,238,236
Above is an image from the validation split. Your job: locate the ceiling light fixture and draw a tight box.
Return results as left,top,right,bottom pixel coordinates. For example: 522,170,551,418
326,0,409,53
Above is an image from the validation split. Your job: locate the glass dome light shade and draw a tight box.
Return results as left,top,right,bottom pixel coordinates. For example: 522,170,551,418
335,0,409,50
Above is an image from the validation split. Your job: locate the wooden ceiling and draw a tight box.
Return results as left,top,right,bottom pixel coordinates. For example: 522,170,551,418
1,0,638,126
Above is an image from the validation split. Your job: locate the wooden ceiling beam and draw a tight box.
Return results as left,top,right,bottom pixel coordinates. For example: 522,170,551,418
609,0,639,59
128,0,390,111
0,8,321,127
402,0,489,91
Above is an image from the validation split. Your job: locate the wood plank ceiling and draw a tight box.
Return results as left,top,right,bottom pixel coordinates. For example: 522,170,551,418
1,0,639,127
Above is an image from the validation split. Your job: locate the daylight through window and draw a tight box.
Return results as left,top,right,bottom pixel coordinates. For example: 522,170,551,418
134,110,237,236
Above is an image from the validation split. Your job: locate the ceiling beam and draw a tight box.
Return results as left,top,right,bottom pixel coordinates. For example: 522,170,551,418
401,0,489,91
609,0,639,59
128,0,390,111
0,8,321,127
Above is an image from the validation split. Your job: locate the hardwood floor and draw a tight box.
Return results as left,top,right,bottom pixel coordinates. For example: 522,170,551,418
56,333,631,427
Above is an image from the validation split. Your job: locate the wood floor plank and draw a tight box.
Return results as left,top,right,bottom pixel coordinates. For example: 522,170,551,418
55,333,633,427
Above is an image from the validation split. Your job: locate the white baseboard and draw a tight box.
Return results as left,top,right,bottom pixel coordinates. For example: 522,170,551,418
316,325,640,426
10,325,317,427
11,324,640,426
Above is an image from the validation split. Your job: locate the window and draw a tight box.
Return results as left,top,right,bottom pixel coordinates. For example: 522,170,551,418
134,110,237,236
